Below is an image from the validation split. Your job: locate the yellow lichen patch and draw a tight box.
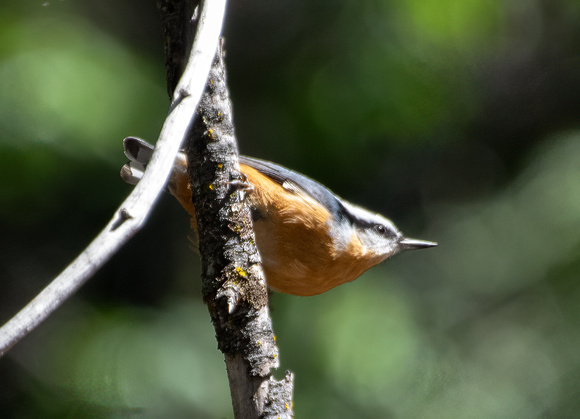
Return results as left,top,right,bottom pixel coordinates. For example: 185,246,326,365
236,267,246,277
207,128,214,139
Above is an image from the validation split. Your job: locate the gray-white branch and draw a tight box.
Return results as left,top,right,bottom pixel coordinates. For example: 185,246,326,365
0,0,227,358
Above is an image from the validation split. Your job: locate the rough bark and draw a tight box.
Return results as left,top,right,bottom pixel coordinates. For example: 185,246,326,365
157,2,294,417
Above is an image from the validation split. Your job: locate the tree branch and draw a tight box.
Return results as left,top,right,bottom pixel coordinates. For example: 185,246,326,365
157,2,294,417
0,0,226,357
186,44,294,419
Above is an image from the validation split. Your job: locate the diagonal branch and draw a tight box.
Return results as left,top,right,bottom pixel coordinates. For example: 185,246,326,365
0,0,226,358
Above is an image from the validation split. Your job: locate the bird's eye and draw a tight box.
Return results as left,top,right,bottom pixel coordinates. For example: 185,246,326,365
374,224,386,234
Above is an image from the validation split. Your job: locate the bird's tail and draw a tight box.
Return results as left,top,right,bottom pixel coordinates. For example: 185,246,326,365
120,136,194,217
120,136,155,185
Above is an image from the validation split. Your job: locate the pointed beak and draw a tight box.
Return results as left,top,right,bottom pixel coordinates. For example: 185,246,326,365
399,237,438,251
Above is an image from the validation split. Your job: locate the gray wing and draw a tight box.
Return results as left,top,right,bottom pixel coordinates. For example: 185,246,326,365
239,156,348,220
121,137,349,220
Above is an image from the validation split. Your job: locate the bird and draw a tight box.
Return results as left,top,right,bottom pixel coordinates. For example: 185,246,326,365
121,137,437,296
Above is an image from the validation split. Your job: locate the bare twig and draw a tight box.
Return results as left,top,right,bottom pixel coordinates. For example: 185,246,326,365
0,0,226,358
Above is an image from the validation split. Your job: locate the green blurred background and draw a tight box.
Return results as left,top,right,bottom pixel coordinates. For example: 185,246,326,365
1,0,580,417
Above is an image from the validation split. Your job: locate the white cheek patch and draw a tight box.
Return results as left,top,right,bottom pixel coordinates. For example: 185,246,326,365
357,229,400,258
329,222,355,254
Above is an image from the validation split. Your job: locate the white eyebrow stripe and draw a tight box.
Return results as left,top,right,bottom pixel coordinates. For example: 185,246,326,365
341,201,402,235
341,201,387,224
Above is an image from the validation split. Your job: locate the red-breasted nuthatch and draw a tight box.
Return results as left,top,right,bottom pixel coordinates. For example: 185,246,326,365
121,137,437,296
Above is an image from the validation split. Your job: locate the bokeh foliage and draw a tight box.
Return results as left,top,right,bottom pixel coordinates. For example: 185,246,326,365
1,0,580,418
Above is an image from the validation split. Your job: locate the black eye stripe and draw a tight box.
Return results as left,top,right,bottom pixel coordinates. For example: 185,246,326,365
373,223,398,239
